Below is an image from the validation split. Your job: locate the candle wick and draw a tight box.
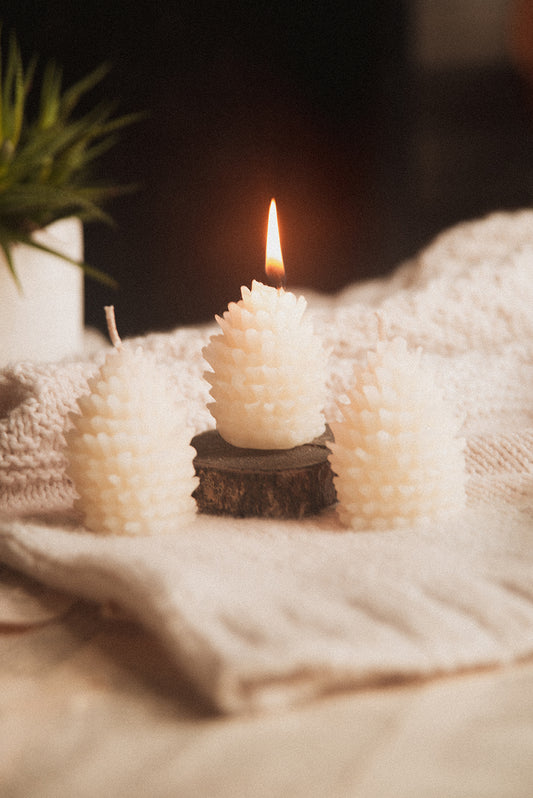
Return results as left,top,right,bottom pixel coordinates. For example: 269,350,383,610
274,271,286,290
105,305,122,350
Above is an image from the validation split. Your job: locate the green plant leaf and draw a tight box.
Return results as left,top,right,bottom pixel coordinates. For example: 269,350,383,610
0,226,21,290
59,62,110,121
38,61,63,130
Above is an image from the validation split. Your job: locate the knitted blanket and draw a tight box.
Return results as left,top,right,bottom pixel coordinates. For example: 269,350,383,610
1,210,533,713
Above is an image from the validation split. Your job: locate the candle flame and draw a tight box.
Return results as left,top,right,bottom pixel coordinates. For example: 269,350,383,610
265,198,285,287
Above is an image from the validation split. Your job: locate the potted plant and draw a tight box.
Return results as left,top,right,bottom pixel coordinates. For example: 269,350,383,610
0,32,138,364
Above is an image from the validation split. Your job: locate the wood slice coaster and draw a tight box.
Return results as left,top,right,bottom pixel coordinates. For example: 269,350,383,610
191,427,336,519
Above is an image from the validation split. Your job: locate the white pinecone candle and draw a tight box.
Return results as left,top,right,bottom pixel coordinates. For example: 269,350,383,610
65,307,197,535
203,280,327,449
329,335,465,530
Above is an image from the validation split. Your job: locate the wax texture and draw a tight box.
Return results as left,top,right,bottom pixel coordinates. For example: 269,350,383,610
65,346,197,535
329,337,466,530
203,280,327,449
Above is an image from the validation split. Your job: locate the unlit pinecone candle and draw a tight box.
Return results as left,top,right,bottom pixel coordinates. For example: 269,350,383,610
328,329,466,530
202,199,327,449
65,306,198,535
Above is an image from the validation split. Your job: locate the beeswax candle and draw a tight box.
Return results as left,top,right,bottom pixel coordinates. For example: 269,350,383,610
329,330,466,530
202,200,327,449
65,307,197,535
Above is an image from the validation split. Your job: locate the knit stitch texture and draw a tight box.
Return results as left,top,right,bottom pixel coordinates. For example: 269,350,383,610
1,210,533,713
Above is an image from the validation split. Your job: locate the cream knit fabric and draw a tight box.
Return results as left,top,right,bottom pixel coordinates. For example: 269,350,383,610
1,210,533,713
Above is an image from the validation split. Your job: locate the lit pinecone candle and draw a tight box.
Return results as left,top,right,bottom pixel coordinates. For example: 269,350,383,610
202,199,327,449
65,306,197,535
193,200,333,518
329,327,466,530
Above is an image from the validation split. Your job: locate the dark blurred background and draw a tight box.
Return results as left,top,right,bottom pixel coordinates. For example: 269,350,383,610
2,1,533,336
